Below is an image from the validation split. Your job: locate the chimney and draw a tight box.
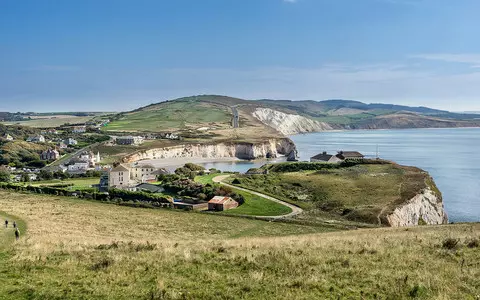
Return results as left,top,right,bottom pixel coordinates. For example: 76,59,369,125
322,151,327,155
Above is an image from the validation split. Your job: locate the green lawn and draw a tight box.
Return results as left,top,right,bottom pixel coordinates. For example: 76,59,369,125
30,177,100,190
194,173,222,185
222,190,292,216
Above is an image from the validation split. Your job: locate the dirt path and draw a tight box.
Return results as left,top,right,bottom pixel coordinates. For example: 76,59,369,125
213,175,303,219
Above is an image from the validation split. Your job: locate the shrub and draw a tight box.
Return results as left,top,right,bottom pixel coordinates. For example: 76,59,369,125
442,238,459,250
466,238,479,248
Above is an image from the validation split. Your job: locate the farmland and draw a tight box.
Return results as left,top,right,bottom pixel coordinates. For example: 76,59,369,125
0,191,478,299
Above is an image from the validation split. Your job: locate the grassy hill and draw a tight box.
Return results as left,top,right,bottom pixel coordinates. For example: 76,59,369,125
0,191,478,299
226,161,436,226
101,95,480,136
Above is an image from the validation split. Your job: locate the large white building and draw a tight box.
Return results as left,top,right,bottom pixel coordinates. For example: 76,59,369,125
108,164,130,189
116,136,144,145
130,164,157,182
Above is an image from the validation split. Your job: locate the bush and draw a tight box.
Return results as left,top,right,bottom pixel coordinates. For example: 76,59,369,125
466,238,479,248
108,189,172,204
442,238,459,250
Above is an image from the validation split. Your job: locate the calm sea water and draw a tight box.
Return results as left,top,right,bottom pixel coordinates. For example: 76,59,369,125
198,128,480,222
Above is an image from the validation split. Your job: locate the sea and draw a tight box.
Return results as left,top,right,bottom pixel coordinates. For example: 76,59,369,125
199,128,480,223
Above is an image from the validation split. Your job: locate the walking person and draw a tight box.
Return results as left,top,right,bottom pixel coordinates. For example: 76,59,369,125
14,228,20,241
4,219,7,228
12,221,17,228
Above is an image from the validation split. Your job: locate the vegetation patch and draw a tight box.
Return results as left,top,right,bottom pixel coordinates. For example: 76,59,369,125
229,162,430,226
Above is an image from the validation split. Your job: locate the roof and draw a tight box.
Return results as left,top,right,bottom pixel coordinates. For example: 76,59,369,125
111,164,129,172
152,168,169,175
208,196,236,204
134,164,155,169
135,183,164,193
311,153,335,161
336,151,364,159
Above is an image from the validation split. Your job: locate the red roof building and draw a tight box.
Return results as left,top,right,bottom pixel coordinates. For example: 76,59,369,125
208,196,239,211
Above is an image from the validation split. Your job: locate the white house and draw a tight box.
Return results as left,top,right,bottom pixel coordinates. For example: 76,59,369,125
4,134,14,141
67,162,89,172
108,164,131,189
130,164,158,182
72,126,87,133
64,138,78,145
26,135,45,143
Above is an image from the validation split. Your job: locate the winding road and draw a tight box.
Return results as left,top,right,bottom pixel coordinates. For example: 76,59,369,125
212,175,303,219
231,106,239,128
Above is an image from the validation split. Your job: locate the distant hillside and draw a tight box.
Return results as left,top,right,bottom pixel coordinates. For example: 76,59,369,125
102,95,480,138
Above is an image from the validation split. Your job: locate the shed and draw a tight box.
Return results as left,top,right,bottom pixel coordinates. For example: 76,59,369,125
208,196,238,211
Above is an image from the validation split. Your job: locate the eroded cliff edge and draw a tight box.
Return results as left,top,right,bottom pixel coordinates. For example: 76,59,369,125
385,180,448,227
122,138,296,163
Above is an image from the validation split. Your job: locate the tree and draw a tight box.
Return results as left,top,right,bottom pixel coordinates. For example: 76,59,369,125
20,173,30,182
0,167,10,182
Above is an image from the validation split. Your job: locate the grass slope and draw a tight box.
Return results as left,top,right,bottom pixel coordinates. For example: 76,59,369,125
104,99,232,132
0,191,478,299
228,163,430,225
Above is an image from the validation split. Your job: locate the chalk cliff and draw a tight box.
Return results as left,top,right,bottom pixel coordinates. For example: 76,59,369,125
386,187,448,227
252,108,334,135
122,138,297,163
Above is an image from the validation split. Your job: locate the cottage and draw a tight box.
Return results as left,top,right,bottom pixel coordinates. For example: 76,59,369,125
40,149,60,161
336,151,364,160
78,151,100,167
57,142,68,149
208,196,239,211
67,161,89,173
26,135,45,143
72,126,87,133
108,164,130,189
64,138,78,145
310,151,343,163
116,136,144,145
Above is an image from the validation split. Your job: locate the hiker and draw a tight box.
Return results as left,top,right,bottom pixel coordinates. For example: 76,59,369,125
13,221,17,228
4,219,7,228
14,228,20,240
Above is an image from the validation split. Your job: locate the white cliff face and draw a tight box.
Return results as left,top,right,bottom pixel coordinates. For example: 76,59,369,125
122,139,296,163
386,188,448,227
252,108,334,135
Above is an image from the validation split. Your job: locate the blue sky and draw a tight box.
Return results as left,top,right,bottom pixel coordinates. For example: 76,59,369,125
1,0,480,112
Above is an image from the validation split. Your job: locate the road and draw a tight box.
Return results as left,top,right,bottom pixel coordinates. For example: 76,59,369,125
231,106,239,128
213,175,303,219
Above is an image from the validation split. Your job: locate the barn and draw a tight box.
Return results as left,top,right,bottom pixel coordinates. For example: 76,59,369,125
208,196,239,211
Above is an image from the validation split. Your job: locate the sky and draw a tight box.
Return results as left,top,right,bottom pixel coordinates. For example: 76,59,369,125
1,0,480,112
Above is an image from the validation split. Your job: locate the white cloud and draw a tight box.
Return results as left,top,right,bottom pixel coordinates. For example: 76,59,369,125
2,61,480,112
411,53,480,68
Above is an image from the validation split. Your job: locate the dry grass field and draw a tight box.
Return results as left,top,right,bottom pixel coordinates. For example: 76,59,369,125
0,191,479,299
2,116,94,128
